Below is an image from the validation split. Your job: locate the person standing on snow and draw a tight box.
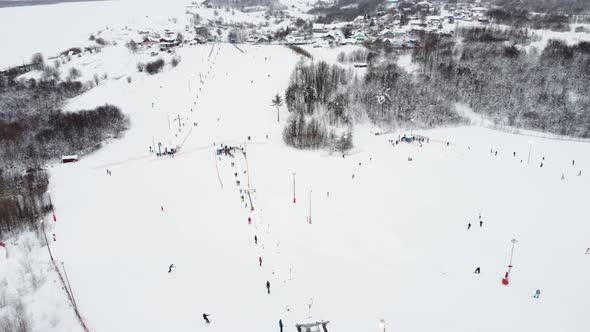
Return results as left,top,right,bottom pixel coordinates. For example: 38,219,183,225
266,281,271,294
203,313,211,324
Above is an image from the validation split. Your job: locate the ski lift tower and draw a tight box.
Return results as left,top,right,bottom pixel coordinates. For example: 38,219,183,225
502,238,518,285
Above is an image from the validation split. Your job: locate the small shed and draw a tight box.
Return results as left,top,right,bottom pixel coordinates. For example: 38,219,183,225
62,155,78,163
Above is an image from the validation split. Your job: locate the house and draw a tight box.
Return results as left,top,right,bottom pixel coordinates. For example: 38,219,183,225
312,23,328,34
353,32,365,42
286,35,306,45
323,33,336,42
428,16,442,25
62,155,78,163
139,36,157,46
409,19,427,28
160,42,176,51
255,36,270,44
379,29,395,39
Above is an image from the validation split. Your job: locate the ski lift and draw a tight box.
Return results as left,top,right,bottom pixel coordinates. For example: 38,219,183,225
296,321,329,332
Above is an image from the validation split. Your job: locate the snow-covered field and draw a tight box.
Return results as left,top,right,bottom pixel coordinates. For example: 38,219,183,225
2,2,590,332
37,42,590,332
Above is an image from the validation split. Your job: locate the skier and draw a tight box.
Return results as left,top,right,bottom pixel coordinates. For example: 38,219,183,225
161,205,164,212
248,217,252,225
585,248,590,255
474,267,481,274
513,152,516,157
259,256,263,267
495,151,498,156
561,173,565,180
480,220,483,227
467,223,471,230
578,170,582,176
266,281,271,294
533,289,541,299
203,313,211,324
279,319,284,332
255,235,258,245
540,162,544,168
352,174,355,180
168,264,175,273
572,160,575,166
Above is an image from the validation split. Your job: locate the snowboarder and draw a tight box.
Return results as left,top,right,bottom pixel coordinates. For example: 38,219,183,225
203,313,211,324
168,264,175,273
279,319,284,332
255,235,258,245
474,267,481,274
467,223,471,230
266,281,271,294
259,256,263,267
533,289,541,299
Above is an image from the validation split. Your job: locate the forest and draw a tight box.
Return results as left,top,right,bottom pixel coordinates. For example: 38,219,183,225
283,58,461,150
0,57,128,239
412,30,590,137
491,0,590,15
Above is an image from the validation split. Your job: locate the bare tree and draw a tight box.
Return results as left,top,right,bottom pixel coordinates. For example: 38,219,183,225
31,53,44,70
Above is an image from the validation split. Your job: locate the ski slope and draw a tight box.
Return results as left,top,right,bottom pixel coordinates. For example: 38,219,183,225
40,41,590,332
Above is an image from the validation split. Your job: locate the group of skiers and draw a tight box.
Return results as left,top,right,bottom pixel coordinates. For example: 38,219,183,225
467,215,484,230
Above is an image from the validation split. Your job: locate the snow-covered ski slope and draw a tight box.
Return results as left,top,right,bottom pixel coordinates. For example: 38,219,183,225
42,41,590,332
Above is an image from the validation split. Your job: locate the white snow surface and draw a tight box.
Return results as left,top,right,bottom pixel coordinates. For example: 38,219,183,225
1,3,590,331
38,42,590,332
